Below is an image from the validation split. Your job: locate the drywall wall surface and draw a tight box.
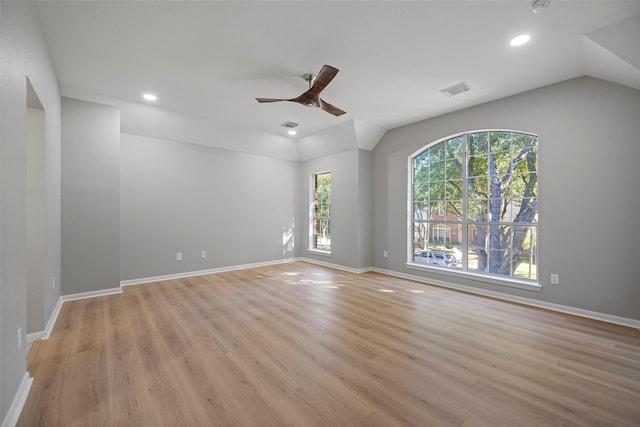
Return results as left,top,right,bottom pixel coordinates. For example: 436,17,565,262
373,77,640,320
0,1,62,421
26,107,45,334
120,133,300,281
357,149,373,269
61,97,120,294
301,149,373,270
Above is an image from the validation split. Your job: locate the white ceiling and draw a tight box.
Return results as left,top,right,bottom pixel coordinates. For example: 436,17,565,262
36,1,640,160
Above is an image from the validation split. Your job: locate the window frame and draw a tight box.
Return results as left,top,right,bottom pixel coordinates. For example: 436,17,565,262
407,130,540,290
309,171,332,255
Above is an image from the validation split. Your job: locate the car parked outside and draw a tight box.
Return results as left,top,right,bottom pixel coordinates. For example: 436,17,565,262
418,250,457,267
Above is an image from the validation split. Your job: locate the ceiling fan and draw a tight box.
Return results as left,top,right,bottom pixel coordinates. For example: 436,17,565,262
256,64,346,117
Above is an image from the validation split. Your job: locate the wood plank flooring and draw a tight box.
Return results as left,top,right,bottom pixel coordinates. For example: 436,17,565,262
18,262,640,426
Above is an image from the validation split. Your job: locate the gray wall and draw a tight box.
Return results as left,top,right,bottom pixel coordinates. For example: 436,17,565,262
357,149,373,268
0,1,62,421
301,149,373,271
62,97,120,294
26,106,45,334
372,77,640,320
120,133,300,281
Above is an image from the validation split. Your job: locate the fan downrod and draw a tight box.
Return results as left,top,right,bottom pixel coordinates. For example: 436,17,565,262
303,73,316,87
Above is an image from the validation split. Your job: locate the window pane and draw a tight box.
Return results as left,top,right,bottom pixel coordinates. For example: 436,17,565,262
467,198,488,221
467,175,489,198
415,152,429,165
490,131,511,153
488,199,503,222
314,217,331,251
429,182,445,201
446,180,462,200
413,222,429,254
413,201,428,220
513,225,537,280
468,155,488,177
493,150,512,177
468,133,488,156
429,201,444,216
446,159,462,180
446,136,463,159
446,201,463,221
431,144,445,161
429,161,445,181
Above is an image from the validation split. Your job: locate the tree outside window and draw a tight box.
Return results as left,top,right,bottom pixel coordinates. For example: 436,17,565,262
312,172,331,251
411,131,538,282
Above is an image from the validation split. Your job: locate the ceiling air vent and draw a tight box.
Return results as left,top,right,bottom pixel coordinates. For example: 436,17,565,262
440,82,470,97
281,121,299,128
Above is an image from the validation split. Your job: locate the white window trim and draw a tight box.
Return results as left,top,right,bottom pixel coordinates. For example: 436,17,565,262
404,262,542,291
307,248,331,257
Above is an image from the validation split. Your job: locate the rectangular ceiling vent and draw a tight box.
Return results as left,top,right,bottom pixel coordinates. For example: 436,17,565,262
440,82,470,97
281,121,299,128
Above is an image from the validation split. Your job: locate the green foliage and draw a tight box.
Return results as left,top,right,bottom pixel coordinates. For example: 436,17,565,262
315,172,331,218
314,172,331,249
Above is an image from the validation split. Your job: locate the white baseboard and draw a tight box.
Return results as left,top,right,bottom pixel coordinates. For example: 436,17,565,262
300,257,373,274
27,294,64,343
60,287,122,302
119,257,373,287
120,258,299,286
373,267,640,330
42,296,64,340
26,332,44,344
28,288,121,344
1,372,32,427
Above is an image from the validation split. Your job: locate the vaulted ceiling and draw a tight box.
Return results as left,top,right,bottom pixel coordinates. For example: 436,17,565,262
36,1,640,161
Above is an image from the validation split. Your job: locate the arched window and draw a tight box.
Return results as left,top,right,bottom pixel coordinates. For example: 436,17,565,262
410,130,538,283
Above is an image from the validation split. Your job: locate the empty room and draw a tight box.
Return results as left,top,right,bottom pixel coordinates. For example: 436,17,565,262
1,1,639,426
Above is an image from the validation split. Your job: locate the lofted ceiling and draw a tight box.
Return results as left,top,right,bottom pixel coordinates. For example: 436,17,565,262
35,1,640,161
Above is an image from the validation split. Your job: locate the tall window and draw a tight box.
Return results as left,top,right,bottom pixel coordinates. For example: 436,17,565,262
410,131,538,282
312,172,331,252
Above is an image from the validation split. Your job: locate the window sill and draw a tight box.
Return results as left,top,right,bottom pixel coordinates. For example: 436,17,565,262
307,249,331,257
405,262,542,292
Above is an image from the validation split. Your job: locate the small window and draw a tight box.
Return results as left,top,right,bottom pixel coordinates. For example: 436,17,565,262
311,172,331,252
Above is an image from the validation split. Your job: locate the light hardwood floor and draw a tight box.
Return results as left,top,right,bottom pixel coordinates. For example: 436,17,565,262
19,262,640,426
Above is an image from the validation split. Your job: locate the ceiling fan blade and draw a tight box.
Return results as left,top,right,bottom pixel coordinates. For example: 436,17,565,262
291,64,340,106
318,98,346,117
255,97,287,103
309,65,339,95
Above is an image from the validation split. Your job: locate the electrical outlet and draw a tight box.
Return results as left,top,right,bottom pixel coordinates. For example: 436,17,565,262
201,250,207,259
176,252,183,261
17,328,22,350
383,249,388,258
550,274,559,285
52,276,56,289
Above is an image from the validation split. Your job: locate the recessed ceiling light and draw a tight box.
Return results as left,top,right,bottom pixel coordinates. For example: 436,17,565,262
510,34,531,46
287,129,297,136
143,93,157,101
